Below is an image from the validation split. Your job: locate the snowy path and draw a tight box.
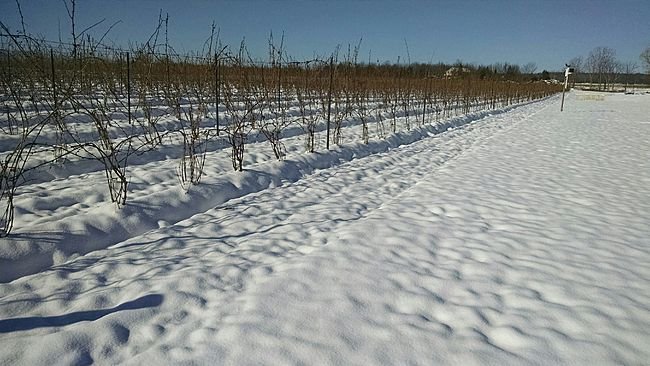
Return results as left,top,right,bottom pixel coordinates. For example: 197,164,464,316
215,92,650,365
1,92,649,365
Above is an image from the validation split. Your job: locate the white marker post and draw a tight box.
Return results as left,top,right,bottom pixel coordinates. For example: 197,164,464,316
560,66,574,111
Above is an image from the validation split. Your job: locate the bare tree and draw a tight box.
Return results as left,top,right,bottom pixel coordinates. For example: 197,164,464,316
568,56,583,74
0,26,58,235
586,47,618,90
623,61,637,93
568,56,583,86
176,83,209,190
295,62,322,153
222,41,260,171
521,62,537,76
0,107,50,236
641,47,650,73
259,32,292,160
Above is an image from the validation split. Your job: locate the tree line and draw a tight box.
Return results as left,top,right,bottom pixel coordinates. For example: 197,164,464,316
566,46,650,91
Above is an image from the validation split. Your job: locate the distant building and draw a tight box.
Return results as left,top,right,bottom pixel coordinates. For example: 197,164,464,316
444,67,471,78
543,79,561,85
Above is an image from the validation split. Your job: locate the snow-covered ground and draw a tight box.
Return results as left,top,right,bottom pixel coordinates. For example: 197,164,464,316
1,91,649,365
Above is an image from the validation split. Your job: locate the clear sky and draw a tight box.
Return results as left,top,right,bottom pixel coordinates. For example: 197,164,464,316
1,0,648,71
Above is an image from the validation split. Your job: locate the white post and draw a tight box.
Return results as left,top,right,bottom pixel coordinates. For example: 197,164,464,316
560,66,574,112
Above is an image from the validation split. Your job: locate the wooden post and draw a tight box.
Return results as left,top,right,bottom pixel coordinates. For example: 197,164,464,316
561,69,569,112
326,57,334,150
422,74,429,126
50,49,57,115
7,49,12,134
126,52,131,124
119,52,123,96
215,53,220,135
277,58,282,117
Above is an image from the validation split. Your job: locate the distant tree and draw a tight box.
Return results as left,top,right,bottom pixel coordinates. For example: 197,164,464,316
491,62,521,80
477,65,494,79
641,47,650,73
541,70,550,80
586,47,618,90
505,63,521,79
622,61,638,92
567,56,583,85
522,62,537,75
568,56,583,74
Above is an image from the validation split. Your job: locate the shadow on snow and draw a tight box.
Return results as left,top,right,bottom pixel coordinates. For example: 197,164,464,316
0,293,163,333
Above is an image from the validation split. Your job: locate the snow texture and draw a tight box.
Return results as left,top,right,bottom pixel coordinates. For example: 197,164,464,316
1,91,649,365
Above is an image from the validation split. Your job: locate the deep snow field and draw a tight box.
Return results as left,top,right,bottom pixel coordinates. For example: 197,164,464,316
1,90,649,365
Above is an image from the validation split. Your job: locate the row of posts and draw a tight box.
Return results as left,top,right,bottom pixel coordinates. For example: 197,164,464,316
7,47,341,149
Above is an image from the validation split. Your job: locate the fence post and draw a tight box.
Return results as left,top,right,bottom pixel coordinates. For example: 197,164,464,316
6,49,12,134
119,52,123,96
277,58,282,117
166,55,170,91
326,56,333,150
215,52,220,136
50,49,57,116
126,52,131,124
422,74,428,126
561,66,573,112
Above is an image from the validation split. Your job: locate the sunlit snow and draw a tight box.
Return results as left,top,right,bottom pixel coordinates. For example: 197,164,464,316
1,91,649,365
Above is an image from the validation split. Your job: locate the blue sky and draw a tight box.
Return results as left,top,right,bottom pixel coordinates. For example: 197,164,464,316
1,0,648,71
